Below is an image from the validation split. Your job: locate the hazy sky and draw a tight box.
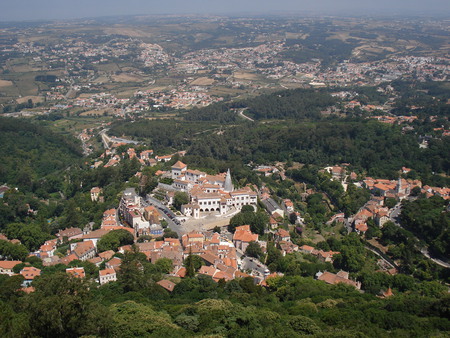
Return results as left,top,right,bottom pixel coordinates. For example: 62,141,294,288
1,0,450,21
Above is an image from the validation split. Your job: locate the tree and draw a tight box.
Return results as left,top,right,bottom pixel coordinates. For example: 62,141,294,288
97,229,134,252
0,240,29,261
183,254,203,277
110,301,179,336
245,241,263,259
155,258,173,274
24,272,111,337
4,223,50,251
173,192,189,211
117,246,148,292
385,198,397,209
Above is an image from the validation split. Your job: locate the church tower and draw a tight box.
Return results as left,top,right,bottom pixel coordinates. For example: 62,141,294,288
224,169,234,192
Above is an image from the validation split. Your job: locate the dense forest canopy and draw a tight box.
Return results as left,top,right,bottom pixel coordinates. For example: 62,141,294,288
0,117,82,190
0,249,449,337
111,116,450,184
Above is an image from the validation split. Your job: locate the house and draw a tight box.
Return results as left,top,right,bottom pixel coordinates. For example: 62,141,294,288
0,261,22,276
99,268,117,285
71,240,96,261
88,257,103,267
106,257,122,270
232,225,258,252
20,266,41,286
278,241,298,256
171,161,187,179
275,229,291,242
90,187,102,202
60,253,78,265
102,209,118,227
157,279,176,292
316,270,361,289
282,199,294,213
56,227,83,243
299,245,315,254
355,223,368,234
262,198,284,218
98,250,115,261
80,229,110,248
66,267,86,279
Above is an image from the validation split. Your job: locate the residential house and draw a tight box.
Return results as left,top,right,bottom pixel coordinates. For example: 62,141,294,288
56,227,83,243
262,198,284,218
99,268,117,285
157,279,176,292
71,240,96,261
316,270,361,289
0,261,22,276
233,225,258,252
90,187,102,202
20,267,41,286
66,267,86,279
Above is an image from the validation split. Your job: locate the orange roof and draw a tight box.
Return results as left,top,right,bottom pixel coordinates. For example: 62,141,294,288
300,245,315,252
0,260,22,269
99,268,116,277
99,250,115,260
20,266,41,280
172,161,187,169
233,227,258,243
157,279,176,292
107,257,122,268
356,223,368,232
174,267,186,278
61,253,78,265
276,229,290,238
318,271,359,288
66,267,85,278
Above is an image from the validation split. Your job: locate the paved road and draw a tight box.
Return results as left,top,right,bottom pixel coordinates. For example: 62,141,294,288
420,248,450,268
389,202,450,269
389,203,402,224
240,254,269,278
238,108,254,122
144,195,185,235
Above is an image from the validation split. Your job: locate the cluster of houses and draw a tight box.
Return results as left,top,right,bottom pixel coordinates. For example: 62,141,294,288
118,188,164,237
161,161,258,219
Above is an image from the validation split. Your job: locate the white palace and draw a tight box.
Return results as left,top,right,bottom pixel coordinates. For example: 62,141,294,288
170,161,257,219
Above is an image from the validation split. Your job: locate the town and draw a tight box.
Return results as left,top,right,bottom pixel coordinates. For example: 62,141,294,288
0,13,449,337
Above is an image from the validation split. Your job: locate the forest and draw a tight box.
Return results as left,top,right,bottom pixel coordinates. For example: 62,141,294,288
0,246,449,337
0,117,82,192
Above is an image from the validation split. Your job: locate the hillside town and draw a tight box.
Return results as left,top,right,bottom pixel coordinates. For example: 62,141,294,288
1,136,448,294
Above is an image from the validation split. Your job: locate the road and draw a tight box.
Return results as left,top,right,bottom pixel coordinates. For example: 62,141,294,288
389,203,402,224
420,248,450,268
389,202,450,269
144,195,185,235
239,252,269,278
99,129,111,149
238,108,254,122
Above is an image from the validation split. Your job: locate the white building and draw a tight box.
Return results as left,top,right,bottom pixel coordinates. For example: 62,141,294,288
99,268,117,285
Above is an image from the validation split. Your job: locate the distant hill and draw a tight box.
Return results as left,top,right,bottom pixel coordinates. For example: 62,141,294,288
0,117,82,190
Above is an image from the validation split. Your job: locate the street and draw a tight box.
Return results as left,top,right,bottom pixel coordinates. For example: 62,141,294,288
144,195,185,235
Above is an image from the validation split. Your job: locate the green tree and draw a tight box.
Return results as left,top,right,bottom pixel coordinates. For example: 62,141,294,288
155,258,173,274
97,229,134,252
184,254,203,277
24,272,111,337
173,191,189,211
245,241,263,259
110,301,179,336
117,246,148,292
